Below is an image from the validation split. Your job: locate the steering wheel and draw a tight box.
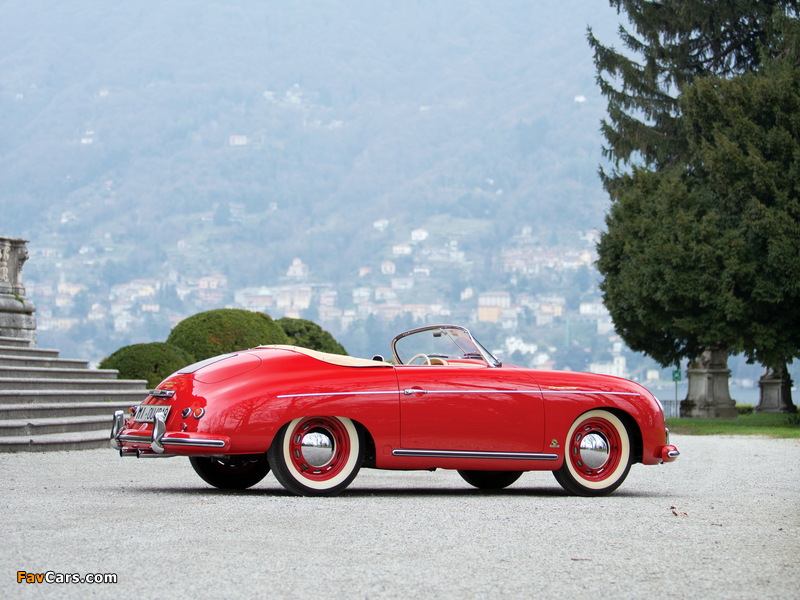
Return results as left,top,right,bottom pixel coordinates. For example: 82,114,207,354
407,354,448,366
407,353,432,365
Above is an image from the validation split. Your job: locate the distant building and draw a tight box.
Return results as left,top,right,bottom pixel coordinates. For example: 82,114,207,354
589,355,627,379
286,258,309,279
392,243,412,256
411,228,429,242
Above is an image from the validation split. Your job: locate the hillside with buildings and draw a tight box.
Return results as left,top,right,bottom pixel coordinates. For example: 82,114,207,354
2,1,777,395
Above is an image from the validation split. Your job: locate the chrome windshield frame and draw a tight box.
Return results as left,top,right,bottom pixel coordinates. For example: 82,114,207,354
390,325,501,367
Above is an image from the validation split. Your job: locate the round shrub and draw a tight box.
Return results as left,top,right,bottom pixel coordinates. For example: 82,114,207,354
275,317,348,355
99,342,194,388
166,309,289,361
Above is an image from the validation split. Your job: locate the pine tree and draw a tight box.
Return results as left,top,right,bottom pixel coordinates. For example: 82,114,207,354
588,0,797,173
591,1,800,414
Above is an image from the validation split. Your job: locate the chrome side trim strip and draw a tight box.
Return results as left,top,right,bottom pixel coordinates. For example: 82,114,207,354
393,449,558,461
277,390,399,399
540,390,640,396
278,389,640,399
407,389,539,395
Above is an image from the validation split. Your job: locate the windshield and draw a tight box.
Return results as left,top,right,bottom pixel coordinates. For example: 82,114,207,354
391,325,500,367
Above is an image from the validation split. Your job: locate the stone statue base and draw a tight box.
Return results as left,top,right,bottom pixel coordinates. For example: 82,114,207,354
0,236,36,344
756,368,797,413
0,294,36,344
680,348,738,418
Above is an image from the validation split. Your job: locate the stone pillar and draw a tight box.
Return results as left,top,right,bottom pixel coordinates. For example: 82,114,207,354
756,366,797,413
680,347,738,418
0,236,36,344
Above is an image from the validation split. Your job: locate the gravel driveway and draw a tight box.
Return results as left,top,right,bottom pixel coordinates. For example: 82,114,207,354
1,434,798,599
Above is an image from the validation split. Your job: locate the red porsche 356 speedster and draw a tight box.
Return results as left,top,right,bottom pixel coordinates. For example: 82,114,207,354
110,325,678,496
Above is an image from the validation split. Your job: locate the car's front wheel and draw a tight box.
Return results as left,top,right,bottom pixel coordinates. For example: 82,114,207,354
552,409,632,496
268,416,364,496
458,470,523,490
189,454,271,490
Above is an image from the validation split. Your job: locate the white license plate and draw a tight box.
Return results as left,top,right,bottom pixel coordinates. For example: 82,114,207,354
134,405,170,423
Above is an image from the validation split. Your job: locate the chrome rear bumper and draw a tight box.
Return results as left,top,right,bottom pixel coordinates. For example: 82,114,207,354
110,410,228,457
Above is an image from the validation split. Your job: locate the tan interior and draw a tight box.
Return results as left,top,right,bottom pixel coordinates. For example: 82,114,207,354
260,345,393,367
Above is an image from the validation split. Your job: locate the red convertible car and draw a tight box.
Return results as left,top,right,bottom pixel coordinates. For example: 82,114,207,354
110,325,678,496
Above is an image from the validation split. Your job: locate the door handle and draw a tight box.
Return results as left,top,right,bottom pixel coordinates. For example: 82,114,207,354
403,388,427,395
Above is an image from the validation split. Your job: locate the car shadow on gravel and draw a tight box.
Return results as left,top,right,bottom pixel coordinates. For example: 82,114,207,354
129,485,663,498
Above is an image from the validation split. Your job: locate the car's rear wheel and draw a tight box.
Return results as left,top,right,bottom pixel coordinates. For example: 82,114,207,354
553,409,632,496
268,416,364,496
458,470,523,490
189,454,271,490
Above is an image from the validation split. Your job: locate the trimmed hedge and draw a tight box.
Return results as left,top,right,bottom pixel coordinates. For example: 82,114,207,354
166,308,289,361
275,317,348,355
99,342,194,388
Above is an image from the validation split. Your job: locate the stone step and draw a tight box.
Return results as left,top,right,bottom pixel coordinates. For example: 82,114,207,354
0,400,134,420
0,332,150,450
0,354,89,369
0,377,146,391
0,365,119,380
0,389,147,405
0,414,113,436
0,429,112,452
0,336,32,348
0,345,61,359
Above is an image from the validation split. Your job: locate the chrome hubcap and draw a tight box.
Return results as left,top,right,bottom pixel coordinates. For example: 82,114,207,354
578,432,610,469
300,429,335,467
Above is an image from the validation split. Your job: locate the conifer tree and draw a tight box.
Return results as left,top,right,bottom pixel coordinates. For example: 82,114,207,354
588,0,796,173
591,1,800,413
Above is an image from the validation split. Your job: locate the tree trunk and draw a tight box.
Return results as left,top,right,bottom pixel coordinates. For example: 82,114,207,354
680,347,738,418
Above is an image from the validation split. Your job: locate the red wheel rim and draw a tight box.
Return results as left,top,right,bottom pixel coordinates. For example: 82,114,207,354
287,417,351,482
566,416,623,482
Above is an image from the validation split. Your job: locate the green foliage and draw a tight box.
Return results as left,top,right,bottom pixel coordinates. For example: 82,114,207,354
594,3,800,371
666,412,800,437
737,404,755,415
597,165,739,364
99,342,193,388
678,61,800,369
275,318,348,355
588,0,794,171
166,309,289,362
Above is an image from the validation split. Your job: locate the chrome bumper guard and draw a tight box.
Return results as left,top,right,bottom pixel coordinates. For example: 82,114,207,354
660,428,680,463
660,444,680,463
110,410,227,457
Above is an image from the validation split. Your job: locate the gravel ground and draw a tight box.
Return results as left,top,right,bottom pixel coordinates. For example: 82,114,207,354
1,434,798,599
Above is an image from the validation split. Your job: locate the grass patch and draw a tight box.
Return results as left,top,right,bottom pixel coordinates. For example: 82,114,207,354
666,412,800,438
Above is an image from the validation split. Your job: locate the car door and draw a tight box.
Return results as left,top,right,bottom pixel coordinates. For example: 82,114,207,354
395,365,544,453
